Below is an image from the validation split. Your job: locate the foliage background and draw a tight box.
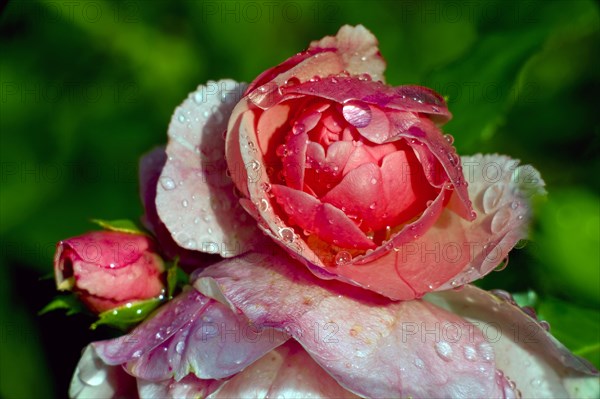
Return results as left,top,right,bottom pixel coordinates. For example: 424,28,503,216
0,0,598,397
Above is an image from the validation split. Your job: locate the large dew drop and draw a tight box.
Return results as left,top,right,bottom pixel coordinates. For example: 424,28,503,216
342,100,372,128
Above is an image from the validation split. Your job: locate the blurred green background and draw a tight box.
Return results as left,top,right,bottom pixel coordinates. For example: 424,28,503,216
1,0,598,397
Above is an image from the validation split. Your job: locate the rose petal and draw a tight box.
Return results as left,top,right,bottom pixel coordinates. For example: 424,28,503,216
208,341,359,398
138,375,222,399
309,24,386,82
69,345,138,399
433,154,546,290
246,25,386,109
156,80,263,257
282,130,309,190
282,77,451,122
325,187,448,299
94,288,287,382
227,101,325,266
387,113,473,220
271,184,376,250
426,285,599,398
94,288,211,366
194,251,510,398
340,154,544,299
139,147,218,269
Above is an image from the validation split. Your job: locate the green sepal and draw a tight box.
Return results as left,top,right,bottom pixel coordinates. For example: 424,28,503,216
91,218,145,235
91,297,163,331
38,294,88,316
166,257,189,299
512,290,539,308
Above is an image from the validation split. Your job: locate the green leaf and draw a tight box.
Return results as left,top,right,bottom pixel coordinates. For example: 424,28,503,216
91,298,162,331
537,296,600,368
91,218,145,234
38,294,88,316
533,189,600,306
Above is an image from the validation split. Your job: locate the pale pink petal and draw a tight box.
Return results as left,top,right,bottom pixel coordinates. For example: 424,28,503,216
309,24,386,82
427,285,599,398
69,345,138,399
139,147,217,270
194,251,510,398
246,25,386,109
138,375,222,399
434,154,546,290
209,341,359,398
271,184,376,250
94,288,287,382
156,80,264,257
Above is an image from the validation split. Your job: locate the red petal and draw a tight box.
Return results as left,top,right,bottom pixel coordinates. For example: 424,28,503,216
271,184,375,250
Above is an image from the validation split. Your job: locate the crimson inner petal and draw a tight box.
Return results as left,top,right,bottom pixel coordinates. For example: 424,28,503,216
266,96,439,250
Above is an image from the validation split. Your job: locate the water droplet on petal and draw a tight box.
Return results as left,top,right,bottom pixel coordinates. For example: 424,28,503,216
334,251,352,265
342,100,372,128
292,123,305,135
444,134,454,144
259,198,270,212
182,199,188,208
369,202,376,210
160,177,176,191
510,201,519,210
175,341,185,354
370,178,377,185
463,346,477,361
435,341,453,361
414,358,425,369
477,342,495,362
279,227,295,243
193,90,204,104
177,114,186,123
183,238,197,250
494,256,509,272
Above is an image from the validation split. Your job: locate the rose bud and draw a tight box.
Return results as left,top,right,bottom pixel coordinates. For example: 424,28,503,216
151,25,545,300
54,231,165,313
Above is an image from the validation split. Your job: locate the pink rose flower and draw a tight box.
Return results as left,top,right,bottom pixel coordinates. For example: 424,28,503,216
70,251,598,398
153,25,544,300
64,25,599,398
54,231,165,313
